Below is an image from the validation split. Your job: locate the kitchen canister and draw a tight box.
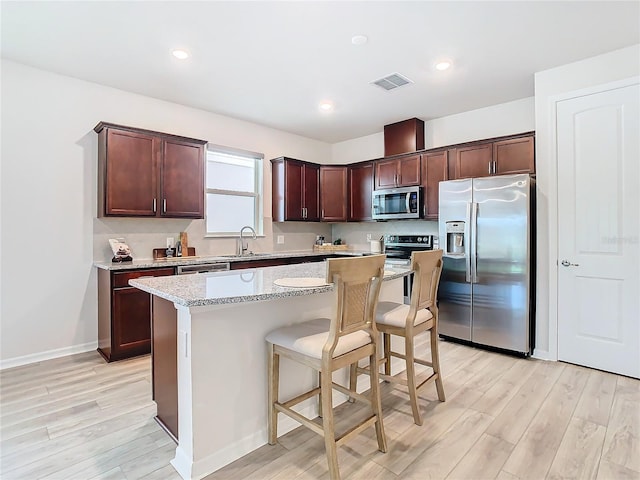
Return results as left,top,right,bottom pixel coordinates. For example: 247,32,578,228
370,240,383,253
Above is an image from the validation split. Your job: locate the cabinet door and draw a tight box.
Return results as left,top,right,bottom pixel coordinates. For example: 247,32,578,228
104,129,159,216
320,166,347,222
303,163,320,221
112,287,152,359
493,136,535,175
161,139,205,218
284,161,304,220
348,162,374,221
397,154,421,186
422,151,448,219
375,159,399,189
455,143,493,179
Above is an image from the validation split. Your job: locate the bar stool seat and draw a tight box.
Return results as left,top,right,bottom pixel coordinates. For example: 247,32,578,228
266,255,388,480
266,318,372,359
375,302,433,328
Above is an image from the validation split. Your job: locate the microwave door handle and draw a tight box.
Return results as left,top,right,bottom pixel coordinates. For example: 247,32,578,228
406,193,411,213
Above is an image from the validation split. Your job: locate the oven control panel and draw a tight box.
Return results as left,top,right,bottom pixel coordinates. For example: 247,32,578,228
384,235,433,248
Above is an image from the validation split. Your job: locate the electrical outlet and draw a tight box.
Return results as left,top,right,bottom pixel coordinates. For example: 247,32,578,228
166,237,174,248
366,234,372,241
277,235,285,244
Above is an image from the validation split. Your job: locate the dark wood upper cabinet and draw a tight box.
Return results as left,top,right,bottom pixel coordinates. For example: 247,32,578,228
100,128,158,216
95,122,206,218
320,166,348,222
384,118,425,156
454,133,535,180
271,157,320,222
455,143,494,179
375,153,421,189
348,162,374,221
422,151,448,220
493,136,535,175
161,138,205,217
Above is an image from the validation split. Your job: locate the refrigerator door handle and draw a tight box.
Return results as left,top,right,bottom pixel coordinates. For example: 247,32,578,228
471,201,478,283
465,202,472,283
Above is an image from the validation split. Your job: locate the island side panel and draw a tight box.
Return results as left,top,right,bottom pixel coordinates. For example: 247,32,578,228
152,295,179,441
173,292,334,479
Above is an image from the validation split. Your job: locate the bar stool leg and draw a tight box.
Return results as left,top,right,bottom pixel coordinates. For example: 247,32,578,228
320,369,340,480
318,372,323,417
267,343,279,445
405,335,422,426
383,333,391,377
369,351,387,453
431,329,446,401
348,363,358,403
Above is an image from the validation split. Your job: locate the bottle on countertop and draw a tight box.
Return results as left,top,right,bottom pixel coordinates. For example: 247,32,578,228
176,240,182,257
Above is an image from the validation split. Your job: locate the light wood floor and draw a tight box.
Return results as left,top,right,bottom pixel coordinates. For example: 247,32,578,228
1,340,638,480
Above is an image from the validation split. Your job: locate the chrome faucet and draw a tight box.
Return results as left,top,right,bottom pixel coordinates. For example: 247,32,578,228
237,226,257,255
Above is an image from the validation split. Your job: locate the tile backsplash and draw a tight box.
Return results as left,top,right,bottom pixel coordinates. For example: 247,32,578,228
332,220,439,251
93,216,437,261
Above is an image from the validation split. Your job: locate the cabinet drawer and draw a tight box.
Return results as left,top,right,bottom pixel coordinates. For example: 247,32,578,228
112,268,175,288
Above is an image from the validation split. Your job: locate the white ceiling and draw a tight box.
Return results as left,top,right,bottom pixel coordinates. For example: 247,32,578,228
2,1,639,143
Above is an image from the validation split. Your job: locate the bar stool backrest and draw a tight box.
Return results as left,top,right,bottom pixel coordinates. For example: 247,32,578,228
323,254,386,359
409,250,443,316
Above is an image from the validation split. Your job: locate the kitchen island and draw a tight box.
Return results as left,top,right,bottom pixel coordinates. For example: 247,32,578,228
130,260,410,480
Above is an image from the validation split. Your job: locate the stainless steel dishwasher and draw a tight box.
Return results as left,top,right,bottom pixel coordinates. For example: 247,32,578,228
177,263,230,274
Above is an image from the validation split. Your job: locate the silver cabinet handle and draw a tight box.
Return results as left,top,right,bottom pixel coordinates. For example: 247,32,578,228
488,162,492,175
153,198,157,212
561,259,580,267
163,199,167,213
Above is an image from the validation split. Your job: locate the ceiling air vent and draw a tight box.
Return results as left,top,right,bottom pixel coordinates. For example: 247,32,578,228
371,73,412,91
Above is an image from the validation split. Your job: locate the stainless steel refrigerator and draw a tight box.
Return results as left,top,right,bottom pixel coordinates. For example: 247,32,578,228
438,173,534,354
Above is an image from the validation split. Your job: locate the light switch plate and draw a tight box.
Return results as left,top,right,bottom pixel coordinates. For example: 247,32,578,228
277,235,285,244
166,237,174,248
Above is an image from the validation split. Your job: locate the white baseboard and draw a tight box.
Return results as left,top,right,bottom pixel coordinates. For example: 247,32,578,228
0,341,98,370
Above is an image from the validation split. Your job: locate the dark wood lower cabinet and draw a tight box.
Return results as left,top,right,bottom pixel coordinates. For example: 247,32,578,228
98,267,175,362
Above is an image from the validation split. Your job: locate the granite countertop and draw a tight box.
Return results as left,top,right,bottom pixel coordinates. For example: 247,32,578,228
93,249,373,271
129,261,411,308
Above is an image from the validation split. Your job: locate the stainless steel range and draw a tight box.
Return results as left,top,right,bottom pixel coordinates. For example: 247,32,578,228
383,234,434,303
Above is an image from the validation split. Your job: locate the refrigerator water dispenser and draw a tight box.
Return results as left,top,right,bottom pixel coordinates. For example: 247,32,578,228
446,222,465,255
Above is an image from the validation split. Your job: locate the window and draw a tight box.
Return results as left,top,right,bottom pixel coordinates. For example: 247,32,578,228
205,145,263,236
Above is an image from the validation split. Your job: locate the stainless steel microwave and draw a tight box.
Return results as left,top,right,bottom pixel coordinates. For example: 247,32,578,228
372,186,423,220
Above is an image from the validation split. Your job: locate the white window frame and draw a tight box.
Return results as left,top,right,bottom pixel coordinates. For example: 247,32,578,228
205,144,264,237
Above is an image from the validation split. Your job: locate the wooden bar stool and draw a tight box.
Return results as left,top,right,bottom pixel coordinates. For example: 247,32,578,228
266,255,387,480
351,249,445,426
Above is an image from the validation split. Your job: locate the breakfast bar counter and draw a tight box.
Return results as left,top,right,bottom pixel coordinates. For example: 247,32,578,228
130,260,410,480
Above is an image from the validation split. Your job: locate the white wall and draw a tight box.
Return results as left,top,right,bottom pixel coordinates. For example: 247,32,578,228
331,97,535,164
0,60,331,367
533,44,640,360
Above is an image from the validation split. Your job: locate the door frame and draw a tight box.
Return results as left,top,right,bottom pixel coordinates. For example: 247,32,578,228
543,76,639,362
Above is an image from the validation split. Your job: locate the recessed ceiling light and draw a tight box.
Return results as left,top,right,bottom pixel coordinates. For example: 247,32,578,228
172,49,190,60
351,35,368,45
319,101,334,112
435,60,452,71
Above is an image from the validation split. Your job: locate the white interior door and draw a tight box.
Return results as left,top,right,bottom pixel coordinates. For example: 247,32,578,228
556,82,639,378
